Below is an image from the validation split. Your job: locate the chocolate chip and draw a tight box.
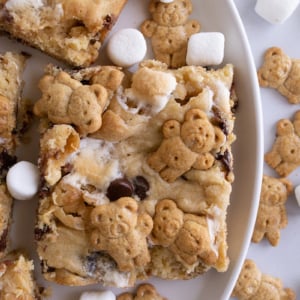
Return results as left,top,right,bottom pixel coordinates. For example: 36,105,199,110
106,177,133,201
133,176,149,200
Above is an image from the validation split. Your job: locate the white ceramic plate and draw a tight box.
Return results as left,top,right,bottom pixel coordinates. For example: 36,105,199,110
0,0,263,299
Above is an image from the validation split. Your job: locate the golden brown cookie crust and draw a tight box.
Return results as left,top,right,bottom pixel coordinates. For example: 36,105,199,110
34,61,236,287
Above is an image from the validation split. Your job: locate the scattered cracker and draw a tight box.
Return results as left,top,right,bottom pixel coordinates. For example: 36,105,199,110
258,47,300,104
265,110,300,177
117,283,167,300
141,0,200,68
252,175,293,246
232,259,295,300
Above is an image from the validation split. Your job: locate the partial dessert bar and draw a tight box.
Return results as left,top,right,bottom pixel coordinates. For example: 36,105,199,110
34,60,236,287
0,51,28,257
0,0,128,67
0,251,43,299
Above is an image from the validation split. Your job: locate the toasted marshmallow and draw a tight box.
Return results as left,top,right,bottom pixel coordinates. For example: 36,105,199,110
79,290,116,300
255,0,300,24
186,32,225,66
6,161,40,201
107,28,147,68
125,67,177,114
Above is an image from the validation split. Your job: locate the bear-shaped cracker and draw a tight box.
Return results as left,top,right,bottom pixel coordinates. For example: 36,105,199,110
151,199,217,266
117,283,167,300
141,0,200,68
265,110,300,177
33,71,108,135
147,108,226,182
232,259,295,300
90,197,153,272
258,47,300,104
252,175,293,246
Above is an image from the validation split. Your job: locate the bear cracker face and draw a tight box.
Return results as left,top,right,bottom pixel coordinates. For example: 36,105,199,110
233,259,262,299
151,199,184,246
149,0,193,26
261,176,292,206
258,47,292,87
90,197,138,238
180,108,225,153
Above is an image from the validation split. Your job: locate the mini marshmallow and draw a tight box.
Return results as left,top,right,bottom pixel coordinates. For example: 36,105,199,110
186,32,225,66
295,185,300,207
79,290,116,300
255,0,300,24
160,0,174,3
107,28,147,68
6,161,40,201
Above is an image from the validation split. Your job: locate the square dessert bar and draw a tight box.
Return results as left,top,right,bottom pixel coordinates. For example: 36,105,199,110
0,52,28,258
0,0,128,67
34,60,236,287
0,251,43,299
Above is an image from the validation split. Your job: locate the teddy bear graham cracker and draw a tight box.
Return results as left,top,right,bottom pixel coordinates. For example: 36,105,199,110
141,0,200,68
252,175,293,246
232,259,295,300
265,110,300,177
34,60,236,287
258,47,300,104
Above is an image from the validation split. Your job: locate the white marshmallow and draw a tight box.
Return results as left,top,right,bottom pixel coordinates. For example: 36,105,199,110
295,185,300,207
255,0,300,24
79,290,116,300
160,0,174,3
6,161,40,201
186,32,225,66
107,28,147,68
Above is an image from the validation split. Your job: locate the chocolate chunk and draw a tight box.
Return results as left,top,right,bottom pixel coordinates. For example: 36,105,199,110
0,228,8,252
216,149,232,173
212,106,229,136
0,150,17,173
106,177,133,201
85,252,117,276
34,225,51,241
133,176,149,200
103,15,115,30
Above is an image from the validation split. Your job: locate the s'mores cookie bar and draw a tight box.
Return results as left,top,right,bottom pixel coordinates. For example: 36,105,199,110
0,251,43,299
34,60,236,287
0,52,28,257
0,0,128,67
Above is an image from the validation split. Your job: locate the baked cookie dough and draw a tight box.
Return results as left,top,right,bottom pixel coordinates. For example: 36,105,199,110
0,51,28,258
34,60,236,287
0,251,43,299
0,0,128,67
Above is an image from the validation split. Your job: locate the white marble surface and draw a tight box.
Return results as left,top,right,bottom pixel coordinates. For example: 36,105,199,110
233,0,300,297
